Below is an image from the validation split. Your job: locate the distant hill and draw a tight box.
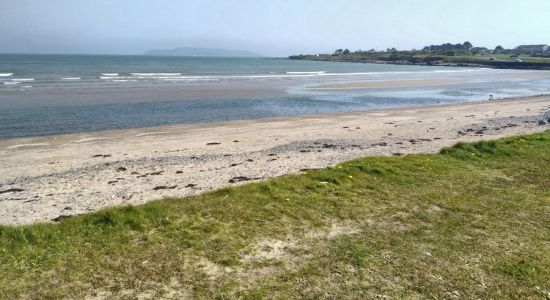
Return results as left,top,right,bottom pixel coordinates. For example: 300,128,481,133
144,47,263,57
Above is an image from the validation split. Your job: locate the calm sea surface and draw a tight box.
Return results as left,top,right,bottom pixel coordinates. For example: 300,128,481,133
1,54,550,139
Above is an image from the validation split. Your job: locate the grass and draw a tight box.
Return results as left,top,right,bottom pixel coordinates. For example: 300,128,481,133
293,52,550,68
1,131,550,299
443,54,550,64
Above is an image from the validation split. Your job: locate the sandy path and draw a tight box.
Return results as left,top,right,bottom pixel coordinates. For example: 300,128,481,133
1,96,549,225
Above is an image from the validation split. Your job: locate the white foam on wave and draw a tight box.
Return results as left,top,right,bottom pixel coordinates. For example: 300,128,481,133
0,73,13,77
286,71,326,75
220,72,375,79
131,73,182,76
100,76,131,80
89,69,489,83
3,81,20,85
160,78,220,82
283,69,485,78
88,68,490,84
12,78,34,82
283,69,486,78
61,77,81,80
132,73,368,81
433,69,483,73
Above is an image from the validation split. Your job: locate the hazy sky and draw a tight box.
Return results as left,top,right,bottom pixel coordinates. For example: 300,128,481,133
1,0,549,56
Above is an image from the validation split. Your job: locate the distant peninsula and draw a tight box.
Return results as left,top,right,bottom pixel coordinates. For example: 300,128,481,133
144,47,262,57
290,42,550,70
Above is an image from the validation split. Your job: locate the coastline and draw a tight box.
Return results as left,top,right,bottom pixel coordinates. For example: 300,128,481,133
1,95,549,225
289,56,550,70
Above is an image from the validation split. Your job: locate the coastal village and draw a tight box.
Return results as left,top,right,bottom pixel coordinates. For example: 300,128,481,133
290,42,550,69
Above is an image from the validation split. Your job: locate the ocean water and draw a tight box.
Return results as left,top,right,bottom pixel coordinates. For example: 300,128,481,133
1,54,550,139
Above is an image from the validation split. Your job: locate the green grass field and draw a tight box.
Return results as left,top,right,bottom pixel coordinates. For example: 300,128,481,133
292,52,550,68
1,131,549,299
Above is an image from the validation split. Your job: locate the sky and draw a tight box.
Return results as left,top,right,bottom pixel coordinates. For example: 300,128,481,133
1,0,549,57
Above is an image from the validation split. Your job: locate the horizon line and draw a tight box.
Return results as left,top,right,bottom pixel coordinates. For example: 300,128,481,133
0,52,279,58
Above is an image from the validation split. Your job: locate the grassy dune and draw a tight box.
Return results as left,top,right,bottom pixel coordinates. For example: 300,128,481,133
1,131,549,299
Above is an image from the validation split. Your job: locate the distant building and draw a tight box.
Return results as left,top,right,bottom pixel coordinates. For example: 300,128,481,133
470,47,489,54
514,44,548,54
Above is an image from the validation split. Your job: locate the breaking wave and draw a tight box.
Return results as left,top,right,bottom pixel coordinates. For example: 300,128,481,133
130,73,182,76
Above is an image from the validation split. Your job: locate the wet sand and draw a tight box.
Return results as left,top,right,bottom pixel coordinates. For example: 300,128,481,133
312,78,465,89
1,96,549,225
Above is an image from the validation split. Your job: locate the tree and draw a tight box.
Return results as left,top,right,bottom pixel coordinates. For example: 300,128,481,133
494,45,504,53
343,49,351,55
463,41,473,50
334,49,343,55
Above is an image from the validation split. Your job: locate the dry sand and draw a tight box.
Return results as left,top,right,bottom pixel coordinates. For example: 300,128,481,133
1,96,549,225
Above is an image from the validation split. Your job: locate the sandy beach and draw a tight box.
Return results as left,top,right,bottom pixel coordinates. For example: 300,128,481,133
1,96,549,225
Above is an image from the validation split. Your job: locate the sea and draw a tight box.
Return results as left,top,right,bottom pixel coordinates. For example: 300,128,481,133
1,54,550,139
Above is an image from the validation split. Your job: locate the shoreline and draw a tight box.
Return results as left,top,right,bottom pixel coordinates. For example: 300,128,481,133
1,94,548,144
1,95,549,225
311,78,466,89
289,57,550,70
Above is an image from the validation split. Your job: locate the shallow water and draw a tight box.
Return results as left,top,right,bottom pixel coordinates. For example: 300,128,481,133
1,54,550,139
